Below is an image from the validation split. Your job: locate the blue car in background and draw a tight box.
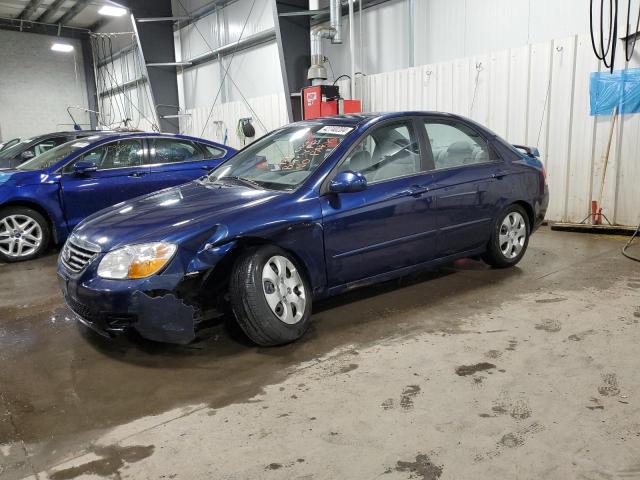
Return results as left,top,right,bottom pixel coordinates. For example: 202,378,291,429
0,132,234,262
57,112,548,346
0,130,116,169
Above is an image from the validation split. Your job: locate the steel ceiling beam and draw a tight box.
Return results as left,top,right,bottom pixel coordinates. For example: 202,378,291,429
182,28,277,69
56,0,91,26
137,16,191,23
0,15,88,37
35,0,67,23
17,0,45,20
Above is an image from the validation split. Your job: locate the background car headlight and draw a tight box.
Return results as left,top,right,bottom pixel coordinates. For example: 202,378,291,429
97,242,177,279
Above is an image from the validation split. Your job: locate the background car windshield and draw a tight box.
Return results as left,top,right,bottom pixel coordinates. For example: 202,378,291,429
17,140,91,171
207,124,352,190
0,139,31,160
0,138,20,153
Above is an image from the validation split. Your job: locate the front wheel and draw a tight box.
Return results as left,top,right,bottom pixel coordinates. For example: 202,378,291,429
482,204,530,268
229,245,312,346
0,207,50,262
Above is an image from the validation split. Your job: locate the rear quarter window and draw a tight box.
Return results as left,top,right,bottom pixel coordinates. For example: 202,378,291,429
201,143,226,159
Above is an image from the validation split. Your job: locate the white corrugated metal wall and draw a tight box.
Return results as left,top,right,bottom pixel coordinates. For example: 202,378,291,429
179,92,288,149
174,0,639,225
173,0,288,149
343,34,639,227
324,0,600,78
174,0,283,108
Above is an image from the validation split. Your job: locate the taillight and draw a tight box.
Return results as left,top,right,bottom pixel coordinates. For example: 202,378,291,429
541,164,547,182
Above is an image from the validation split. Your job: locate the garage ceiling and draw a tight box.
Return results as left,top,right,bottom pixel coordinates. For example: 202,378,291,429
0,0,112,29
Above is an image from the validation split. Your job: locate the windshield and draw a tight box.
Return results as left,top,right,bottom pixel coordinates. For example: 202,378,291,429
206,124,354,191
17,139,93,171
0,138,20,153
0,139,32,160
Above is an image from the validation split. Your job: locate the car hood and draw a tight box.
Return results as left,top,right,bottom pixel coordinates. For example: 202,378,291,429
0,169,47,187
73,179,285,252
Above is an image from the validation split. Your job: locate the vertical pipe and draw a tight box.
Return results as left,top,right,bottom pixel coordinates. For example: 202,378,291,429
84,35,100,128
359,0,363,75
330,0,343,44
408,0,414,67
349,0,355,99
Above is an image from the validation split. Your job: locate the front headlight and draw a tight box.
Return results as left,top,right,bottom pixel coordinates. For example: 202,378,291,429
97,242,177,280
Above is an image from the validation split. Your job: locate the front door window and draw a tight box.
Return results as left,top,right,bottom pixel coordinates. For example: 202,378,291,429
337,122,426,183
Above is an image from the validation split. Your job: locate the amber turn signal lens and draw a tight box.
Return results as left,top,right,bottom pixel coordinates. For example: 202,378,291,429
127,244,175,278
128,258,170,279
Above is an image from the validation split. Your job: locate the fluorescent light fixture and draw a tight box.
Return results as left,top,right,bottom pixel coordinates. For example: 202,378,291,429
98,5,127,16
51,43,74,53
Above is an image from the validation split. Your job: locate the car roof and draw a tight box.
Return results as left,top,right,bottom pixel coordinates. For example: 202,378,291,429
292,111,478,128
85,132,227,146
37,130,114,137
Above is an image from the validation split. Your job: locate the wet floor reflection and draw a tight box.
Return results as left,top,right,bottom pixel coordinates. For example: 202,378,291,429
0,229,623,470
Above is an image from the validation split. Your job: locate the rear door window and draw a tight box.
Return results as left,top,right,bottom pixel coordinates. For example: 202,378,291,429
149,138,205,164
423,121,499,170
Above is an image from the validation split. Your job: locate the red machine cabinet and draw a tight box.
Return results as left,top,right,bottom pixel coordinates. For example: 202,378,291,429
302,85,361,120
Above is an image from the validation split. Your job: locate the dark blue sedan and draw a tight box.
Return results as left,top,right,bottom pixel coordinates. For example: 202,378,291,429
57,112,548,346
0,132,234,262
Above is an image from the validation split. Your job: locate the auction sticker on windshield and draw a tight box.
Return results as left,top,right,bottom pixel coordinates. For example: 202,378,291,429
317,126,353,135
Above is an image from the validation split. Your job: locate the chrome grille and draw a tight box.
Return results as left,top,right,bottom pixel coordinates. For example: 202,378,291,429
61,236,100,273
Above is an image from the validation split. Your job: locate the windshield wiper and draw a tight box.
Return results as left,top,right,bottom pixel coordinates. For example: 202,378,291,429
222,176,264,189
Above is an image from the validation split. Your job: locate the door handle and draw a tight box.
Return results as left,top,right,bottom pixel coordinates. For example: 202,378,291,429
201,165,212,170
398,186,430,198
492,170,508,179
128,171,147,178
410,186,430,196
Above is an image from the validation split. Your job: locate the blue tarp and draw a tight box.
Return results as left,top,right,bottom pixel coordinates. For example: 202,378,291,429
590,68,640,116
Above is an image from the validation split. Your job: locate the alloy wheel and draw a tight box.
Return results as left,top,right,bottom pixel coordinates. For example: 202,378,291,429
499,211,526,259
0,214,43,258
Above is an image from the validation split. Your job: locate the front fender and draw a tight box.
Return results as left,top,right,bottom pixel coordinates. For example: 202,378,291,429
187,241,237,273
154,192,328,298
259,220,326,298
184,220,327,298
0,184,68,244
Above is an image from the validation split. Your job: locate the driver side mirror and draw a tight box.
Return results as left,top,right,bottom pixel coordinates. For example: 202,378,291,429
73,161,98,176
20,150,34,161
329,170,367,194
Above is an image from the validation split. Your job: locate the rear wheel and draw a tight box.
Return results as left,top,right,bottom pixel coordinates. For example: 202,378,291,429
229,245,312,346
0,207,50,262
482,204,529,268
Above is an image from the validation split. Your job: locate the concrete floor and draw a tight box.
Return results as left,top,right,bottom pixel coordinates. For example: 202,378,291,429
0,228,639,480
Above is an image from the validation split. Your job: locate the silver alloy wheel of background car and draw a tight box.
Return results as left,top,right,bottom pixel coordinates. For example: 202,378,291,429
0,214,43,259
499,211,527,259
262,255,306,325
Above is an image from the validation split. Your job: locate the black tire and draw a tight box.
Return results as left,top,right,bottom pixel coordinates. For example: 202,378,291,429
229,245,312,346
0,206,50,262
481,204,530,268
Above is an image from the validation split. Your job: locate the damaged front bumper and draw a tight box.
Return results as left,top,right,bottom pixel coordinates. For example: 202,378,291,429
57,243,233,344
